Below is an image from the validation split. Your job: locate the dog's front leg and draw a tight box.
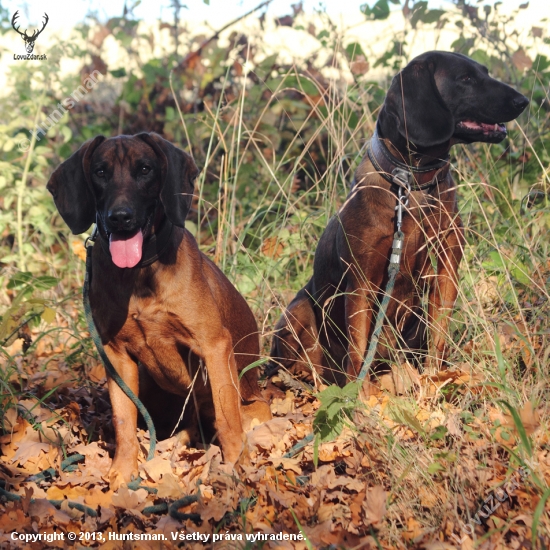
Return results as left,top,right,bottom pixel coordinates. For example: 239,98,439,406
203,329,246,465
427,222,464,370
103,346,140,488
344,281,373,379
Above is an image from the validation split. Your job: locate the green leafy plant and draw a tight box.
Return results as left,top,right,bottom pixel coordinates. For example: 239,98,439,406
0,272,58,351
312,382,361,465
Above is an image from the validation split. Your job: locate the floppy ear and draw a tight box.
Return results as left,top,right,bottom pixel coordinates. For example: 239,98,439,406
46,136,105,234
136,133,199,227
384,60,454,147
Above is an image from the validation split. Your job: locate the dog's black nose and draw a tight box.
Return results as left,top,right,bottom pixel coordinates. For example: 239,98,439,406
108,207,135,229
513,95,529,112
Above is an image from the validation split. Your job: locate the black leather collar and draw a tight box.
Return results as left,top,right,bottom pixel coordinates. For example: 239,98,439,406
366,124,450,192
96,216,174,268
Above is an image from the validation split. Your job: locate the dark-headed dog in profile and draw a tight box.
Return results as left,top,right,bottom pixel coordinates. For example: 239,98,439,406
270,51,529,384
47,134,271,486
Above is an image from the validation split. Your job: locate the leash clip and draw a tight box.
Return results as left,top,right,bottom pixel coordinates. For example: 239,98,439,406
394,174,411,233
391,167,413,189
85,224,98,249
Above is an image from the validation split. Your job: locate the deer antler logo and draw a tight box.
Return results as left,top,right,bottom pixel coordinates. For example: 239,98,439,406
12,11,49,54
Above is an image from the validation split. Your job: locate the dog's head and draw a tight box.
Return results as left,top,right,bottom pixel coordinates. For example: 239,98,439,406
47,133,199,268
381,51,529,148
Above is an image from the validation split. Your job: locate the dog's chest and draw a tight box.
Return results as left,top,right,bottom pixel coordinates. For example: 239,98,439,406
125,299,190,347
402,204,443,254
115,301,196,390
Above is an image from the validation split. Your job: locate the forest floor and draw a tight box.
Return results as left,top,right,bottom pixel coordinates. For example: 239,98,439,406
1,276,549,549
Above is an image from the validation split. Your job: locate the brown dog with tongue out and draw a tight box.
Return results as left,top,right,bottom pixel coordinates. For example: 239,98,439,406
269,50,529,384
47,133,271,486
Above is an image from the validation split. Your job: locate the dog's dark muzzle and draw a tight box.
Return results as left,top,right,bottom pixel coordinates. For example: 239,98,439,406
107,206,139,233
512,94,529,114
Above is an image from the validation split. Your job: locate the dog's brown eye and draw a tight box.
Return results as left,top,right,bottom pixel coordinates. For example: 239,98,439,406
141,166,151,175
96,169,105,178
461,75,472,82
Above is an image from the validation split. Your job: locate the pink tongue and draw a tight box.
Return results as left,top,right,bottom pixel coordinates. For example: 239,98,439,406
109,230,144,268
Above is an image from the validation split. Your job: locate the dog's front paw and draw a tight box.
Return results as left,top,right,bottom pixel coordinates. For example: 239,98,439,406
358,378,377,401
217,438,250,475
241,400,272,431
219,433,249,468
424,355,450,374
108,460,139,490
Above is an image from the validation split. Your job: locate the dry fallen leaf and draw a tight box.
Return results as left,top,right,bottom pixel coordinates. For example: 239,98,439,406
140,455,174,482
28,499,72,525
0,507,32,533
3,407,18,431
445,413,462,437
156,473,185,499
270,390,295,415
327,475,364,492
318,443,342,462
362,485,387,525
422,542,460,550
248,417,291,450
269,456,302,475
111,486,148,511
268,486,297,508
154,515,187,538
47,484,89,501
402,516,424,541
318,501,351,527
418,486,439,509
310,464,335,491
196,494,232,522
84,486,114,508
11,427,52,466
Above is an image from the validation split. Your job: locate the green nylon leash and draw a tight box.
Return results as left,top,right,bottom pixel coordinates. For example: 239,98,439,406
356,233,403,381
0,455,97,517
83,228,156,461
